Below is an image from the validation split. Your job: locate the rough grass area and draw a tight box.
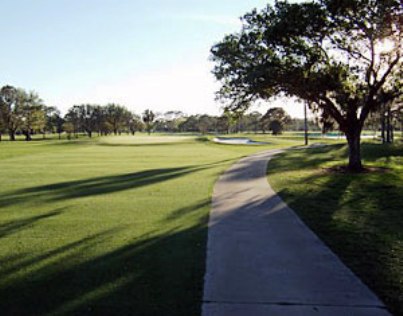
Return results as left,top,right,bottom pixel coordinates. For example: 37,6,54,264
0,135,299,316
267,142,403,315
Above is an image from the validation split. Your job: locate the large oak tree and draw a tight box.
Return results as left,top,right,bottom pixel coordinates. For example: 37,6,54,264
211,0,402,171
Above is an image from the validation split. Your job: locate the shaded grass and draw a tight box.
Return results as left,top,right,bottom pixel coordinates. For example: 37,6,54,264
268,142,403,315
0,134,300,315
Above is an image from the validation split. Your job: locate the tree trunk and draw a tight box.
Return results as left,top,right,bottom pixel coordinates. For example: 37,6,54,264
381,105,386,143
304,102,308,146
386,105,392,143
9,130,16,141
346,127,363,172
24,131,32,141
58,132,61,140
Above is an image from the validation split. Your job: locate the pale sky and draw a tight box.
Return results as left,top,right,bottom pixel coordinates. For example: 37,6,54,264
1,0,306,118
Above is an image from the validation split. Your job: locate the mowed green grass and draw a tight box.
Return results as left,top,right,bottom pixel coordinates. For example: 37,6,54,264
0,134,299,316
268,142,403,315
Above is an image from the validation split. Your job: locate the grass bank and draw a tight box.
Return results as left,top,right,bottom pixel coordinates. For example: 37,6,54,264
0,134,299,315
267,142,403,315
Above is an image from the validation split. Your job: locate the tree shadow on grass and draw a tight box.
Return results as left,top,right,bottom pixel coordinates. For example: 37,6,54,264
0,159,233,209
361,143,403,162
164,199,211,222
268,144,347,174
96,141,196,147
0,200,209,316
275,164,402,315
0,208,65,238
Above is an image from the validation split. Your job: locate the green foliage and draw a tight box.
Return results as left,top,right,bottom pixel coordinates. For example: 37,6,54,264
197,114,217,134
211,0,402,170
126,113,144,134
18,90,46,141
261,107,290,135
0,86,47,141
142,109,155,134
153,111,186,133
0,86,20,140
105,103,131,135
62,103,136,138
268,120,282,135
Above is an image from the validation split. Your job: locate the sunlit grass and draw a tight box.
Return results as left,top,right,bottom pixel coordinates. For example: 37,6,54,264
0,134,300,315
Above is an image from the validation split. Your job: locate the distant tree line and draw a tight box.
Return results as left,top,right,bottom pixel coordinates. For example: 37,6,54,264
0,85,146,141
1,84,400,141
152,108,320,135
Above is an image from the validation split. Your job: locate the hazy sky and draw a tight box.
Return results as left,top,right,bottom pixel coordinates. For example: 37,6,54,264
1,0,306,117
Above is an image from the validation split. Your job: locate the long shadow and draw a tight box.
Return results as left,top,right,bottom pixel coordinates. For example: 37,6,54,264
0,168,207,210
1,168,193,208
268,144,347,175
275,162,403,315
45,140,95,147
97,141,196,148
164,199,211,221
361,143,403,162
1,159,235,209
0,200,209,316
0,208,65,238
0,227,122,281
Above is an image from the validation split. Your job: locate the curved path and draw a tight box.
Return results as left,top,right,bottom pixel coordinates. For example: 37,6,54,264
202,150,389,316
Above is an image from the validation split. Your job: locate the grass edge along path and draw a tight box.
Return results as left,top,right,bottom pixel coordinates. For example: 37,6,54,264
267,142,403,315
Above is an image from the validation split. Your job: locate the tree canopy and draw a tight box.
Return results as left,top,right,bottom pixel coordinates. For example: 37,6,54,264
142,109,156,135
211,0,402,171
261,107,291,134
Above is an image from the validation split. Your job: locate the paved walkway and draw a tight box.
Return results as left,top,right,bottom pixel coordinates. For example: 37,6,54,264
202,150,390,316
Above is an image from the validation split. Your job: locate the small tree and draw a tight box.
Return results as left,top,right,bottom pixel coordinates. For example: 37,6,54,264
127,113,143,135
0,85,20,141
142,109,155,135
246,111,263,133
20,91,46,141
269,120,283,135
65,106,81,138
44,106,59,138
53,113,65,139
105,103,129,135
261,107,290,135
197,115,216,134
74,104,98,138
63,121,74,140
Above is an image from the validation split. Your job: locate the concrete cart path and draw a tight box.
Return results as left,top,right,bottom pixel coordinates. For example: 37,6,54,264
202,149,390,316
